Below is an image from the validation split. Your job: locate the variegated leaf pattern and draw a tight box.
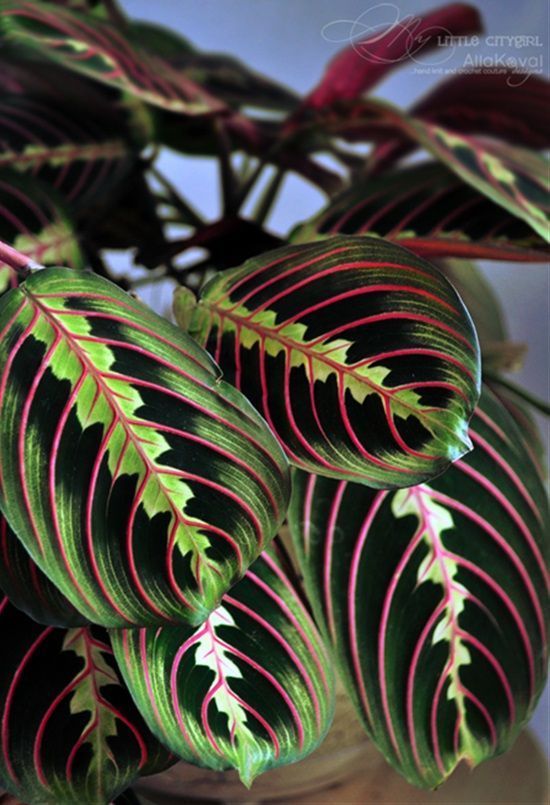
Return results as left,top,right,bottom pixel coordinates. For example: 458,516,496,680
187,236,481,489
0,95,133,209
288,387,549,788
110,547,335,786
0,508,86,626
307,100,549,241
406,123,550,242
294,163,549,263
368,71,550,174
0,267,289,627
1,1,226,115
0,169,84,271
0,596,173,803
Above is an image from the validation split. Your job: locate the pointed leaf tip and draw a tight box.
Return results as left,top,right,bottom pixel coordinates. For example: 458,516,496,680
111,550,335,783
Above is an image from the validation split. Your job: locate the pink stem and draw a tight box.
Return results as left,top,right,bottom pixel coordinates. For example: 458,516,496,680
0,239,37,274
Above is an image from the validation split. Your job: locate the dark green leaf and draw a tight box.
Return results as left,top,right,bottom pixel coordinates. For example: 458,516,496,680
288,387,549,788
0,597,173,803
294,162,549,263
0,267,290,627
0,508,87,626
186,236,481,489
0,169,84,269
111,547,335,786
0,94,135,209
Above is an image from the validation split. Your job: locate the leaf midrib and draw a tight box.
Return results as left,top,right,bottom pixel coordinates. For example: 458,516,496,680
0,139,128,168
27,290,212,581
203,301,472,450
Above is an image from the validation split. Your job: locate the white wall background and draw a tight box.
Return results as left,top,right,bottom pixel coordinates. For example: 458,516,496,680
121,0,549,759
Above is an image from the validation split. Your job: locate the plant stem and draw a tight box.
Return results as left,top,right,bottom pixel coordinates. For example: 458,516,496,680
252,167,285,226
149,166,205,230
485,371,550,416
213,120,239,215
0,239,42,275
232,134,292,211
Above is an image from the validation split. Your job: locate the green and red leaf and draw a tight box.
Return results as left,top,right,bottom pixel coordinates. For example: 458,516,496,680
0,597,173,803
1,1,227,116
0,267,290,627
130,20,298,114
294,162,549,263
0,169,84,270
0,95,134,209
300,100,549,241
186,236,481,489
437,259,526,374
403,122,550,241
368,71,550,173
110,547,335,786
488,380,548,479
288,387,549,788
0,509,86,626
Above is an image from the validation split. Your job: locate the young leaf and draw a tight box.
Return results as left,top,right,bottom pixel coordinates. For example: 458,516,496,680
0,169,85,269
187,236,481,489
294,163,549,263
0,598,173,804
1,1,227,116
0,508,87,626
300,3,482,109
110,548,335,787
0,267,289,627
288,387,549,789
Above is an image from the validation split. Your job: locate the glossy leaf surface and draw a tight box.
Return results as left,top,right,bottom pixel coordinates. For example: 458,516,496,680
0,268,289,627
187,236,481,489
295,163,549,262
111,548,335,786
0,597,173,803
289,388,549,788
1,1,226,115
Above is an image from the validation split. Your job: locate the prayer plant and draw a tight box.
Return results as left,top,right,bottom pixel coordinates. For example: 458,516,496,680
0,1,547,802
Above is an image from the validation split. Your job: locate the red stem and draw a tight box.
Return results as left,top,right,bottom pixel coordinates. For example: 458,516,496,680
0,239,34,274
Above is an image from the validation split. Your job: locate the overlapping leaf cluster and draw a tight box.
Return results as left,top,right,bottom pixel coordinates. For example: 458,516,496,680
0,1,547,803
